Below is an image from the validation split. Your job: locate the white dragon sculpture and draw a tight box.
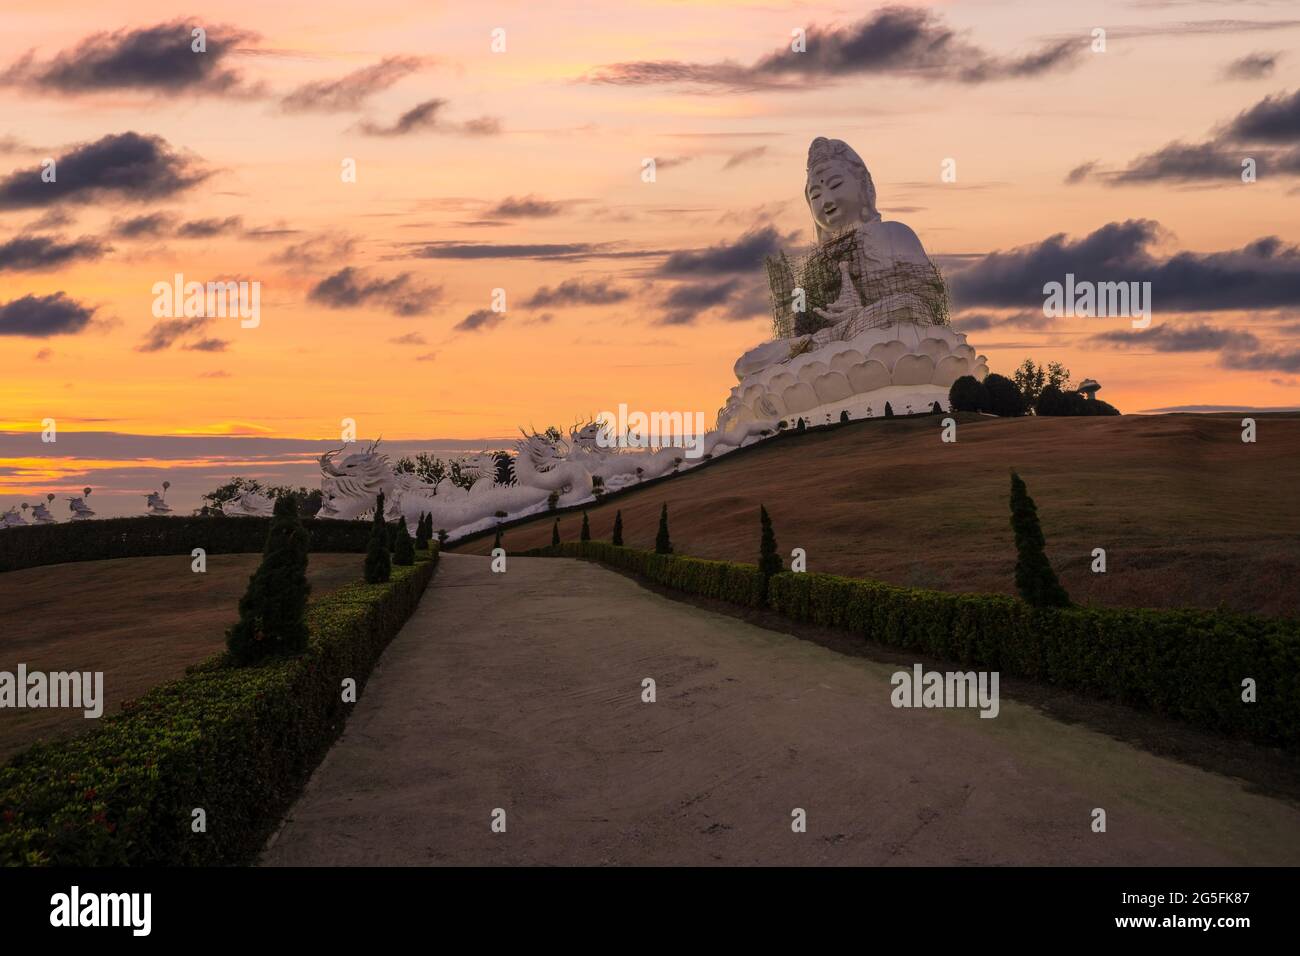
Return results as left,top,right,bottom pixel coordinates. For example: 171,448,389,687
311,416,775,539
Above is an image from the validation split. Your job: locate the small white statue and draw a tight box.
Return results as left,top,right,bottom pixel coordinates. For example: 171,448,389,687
145,481,173,516
68,488,96,521
31,494,57,524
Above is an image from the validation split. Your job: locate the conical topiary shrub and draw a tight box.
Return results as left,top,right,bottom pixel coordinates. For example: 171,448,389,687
1009,471,1070,608
655,502,672,555
759,505,782,580
884,401,894,418
226,495,312,665
365,493,392,584
551,518,560,547
612,510,623,546
414,512,429,549
393,515,415,566
493,526,503,551
580,511,591,542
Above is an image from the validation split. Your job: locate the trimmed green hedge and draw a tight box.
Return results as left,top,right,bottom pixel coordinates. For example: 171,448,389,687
0,549,438,866
0,515,372,573
523,543,1300,750
519,541,766,608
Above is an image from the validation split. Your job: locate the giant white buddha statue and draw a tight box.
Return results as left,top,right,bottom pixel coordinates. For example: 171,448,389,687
718,137,986,430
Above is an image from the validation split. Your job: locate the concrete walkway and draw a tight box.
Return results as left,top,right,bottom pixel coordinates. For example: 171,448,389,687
262,554,1300,866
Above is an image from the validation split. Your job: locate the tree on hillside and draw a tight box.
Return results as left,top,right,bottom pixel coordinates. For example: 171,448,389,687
580,511,591,542
984,374,1026,417
1013,359,1071,412
226,496,311,664
551,518,560,547
655,503,673,555
884,402,894,418
949,375,989,413
612,510,624,546
759,505,782,580
364,493,392,584
493,526,503,551
1009,472,1070,608
393,516,415,566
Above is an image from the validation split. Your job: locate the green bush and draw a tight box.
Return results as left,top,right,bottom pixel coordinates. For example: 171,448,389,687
393,516,415,567
580,511,591,542
759,505,782,580
612,510,623,546
519,541,766,608
1009,471,1070,608
226,496,312,665
364,494,391,584
948,375,989,413
0,515,371,574
0,552,439,865
520,543,1300,750
655,503,672,555
984,373,1026,417
767,571,1299,749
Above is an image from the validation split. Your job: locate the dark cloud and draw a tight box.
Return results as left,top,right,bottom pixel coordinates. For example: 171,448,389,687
182,337,229,352
25,208,73,230
1223,52,1279,81
178,216,243,238
0,132,208,209
0,234,109,271
1108,140,1246,183
1,20,257,96
453,308,504,332
359,98,444,136
272,233,356,267
1064,160,1099,184
586,8,1081,89
1219,347,1300,373
488,195,564,218
722,146,767,169
111,213,169,238
524,279,630,307
280,56,424,113
947,220,1300,312
653,156,694,170
410,241,604,260
0,292,95,336
308,267,441,316
358,99,499,137
658,279,742,325
137,316,212,352
1227,88,1300,143
1089,322,1260,352
389,332,427,345
657,226,790,276
1091,88,1300,184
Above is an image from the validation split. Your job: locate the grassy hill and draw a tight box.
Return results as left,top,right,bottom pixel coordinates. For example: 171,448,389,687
458,412,1300,619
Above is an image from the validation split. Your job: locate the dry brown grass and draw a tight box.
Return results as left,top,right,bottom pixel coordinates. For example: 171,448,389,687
0,553,363,763
460,412,1300,618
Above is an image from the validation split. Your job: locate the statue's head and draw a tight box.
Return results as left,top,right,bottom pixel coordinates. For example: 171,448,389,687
805,137,880,243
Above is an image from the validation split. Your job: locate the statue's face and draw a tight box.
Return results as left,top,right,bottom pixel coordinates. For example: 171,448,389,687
806,159,866,236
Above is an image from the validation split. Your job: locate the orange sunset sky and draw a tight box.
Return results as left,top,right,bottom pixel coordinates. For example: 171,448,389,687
2,1,1299,514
